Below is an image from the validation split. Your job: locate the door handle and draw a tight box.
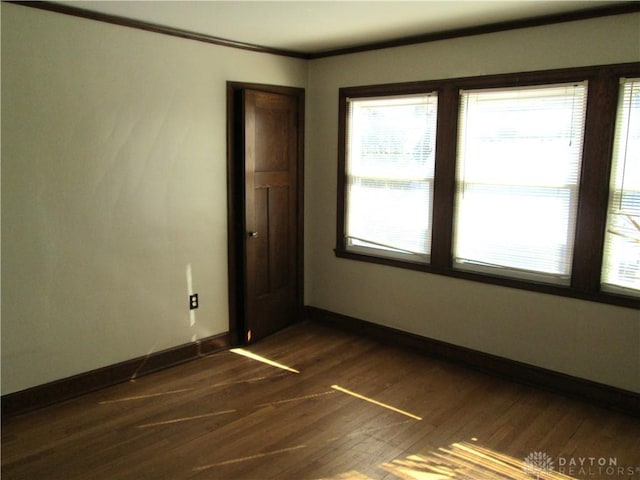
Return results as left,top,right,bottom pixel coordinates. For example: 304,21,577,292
248,231,259,238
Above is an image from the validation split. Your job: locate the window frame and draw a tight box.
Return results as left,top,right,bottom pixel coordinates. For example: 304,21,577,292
453,82,588,286
336,62,640,309
343,93,439,264
601,77,640,296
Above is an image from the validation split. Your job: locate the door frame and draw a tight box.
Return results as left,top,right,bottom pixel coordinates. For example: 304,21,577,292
226,81,305,345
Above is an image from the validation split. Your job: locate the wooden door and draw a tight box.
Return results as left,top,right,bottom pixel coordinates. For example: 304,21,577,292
229,85,304,344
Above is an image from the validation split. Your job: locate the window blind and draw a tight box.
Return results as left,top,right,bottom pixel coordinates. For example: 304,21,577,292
601,78,640,296
345,94,438,261
453,83,587,284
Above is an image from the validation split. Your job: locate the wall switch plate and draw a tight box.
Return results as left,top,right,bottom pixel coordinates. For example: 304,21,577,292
189,294,198,310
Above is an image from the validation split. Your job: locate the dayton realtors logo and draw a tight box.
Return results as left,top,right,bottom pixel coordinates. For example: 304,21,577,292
523,451,555,479
557,456,640,477
523,451,640,478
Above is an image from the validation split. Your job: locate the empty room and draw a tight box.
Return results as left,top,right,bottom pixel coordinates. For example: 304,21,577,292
1,1,639,479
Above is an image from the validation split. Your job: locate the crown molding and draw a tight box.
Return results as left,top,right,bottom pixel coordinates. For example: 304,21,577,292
309,2,640,59
8,1,640,60
7,1,310,59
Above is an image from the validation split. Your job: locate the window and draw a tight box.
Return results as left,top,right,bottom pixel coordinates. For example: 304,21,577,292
453,83,587,285
344,94,438,262
601,78,640,296
336,63,640,308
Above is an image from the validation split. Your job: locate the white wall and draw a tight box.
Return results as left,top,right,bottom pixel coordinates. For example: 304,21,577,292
305,13,640,392
1,3,307,394
2,3,639,397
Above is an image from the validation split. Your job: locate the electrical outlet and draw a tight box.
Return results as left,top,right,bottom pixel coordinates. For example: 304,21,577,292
189,293,198,310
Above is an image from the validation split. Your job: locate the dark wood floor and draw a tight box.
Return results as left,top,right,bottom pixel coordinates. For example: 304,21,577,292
2,321,639,480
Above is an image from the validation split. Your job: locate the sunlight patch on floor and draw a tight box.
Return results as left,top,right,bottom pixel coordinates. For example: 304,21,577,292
100,375,288,406
379,442,578,480
191,417,413,473
133,388,336,430
318,440,581,479
230,348,300,373
331,385,422,421
137,409,236,428
257,390,336,407
99,388,194,404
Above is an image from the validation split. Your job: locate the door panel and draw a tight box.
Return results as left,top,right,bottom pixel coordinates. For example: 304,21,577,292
253,187,270,297
255,106,289,172
269,186,290,291
243,89,301,342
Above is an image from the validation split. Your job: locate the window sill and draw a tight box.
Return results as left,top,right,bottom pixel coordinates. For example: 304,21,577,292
334,248,640,309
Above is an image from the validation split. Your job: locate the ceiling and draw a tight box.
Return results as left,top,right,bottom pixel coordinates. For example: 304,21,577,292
56,1,620,55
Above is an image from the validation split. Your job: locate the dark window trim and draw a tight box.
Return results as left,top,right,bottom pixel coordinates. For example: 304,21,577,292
336,62,640,309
